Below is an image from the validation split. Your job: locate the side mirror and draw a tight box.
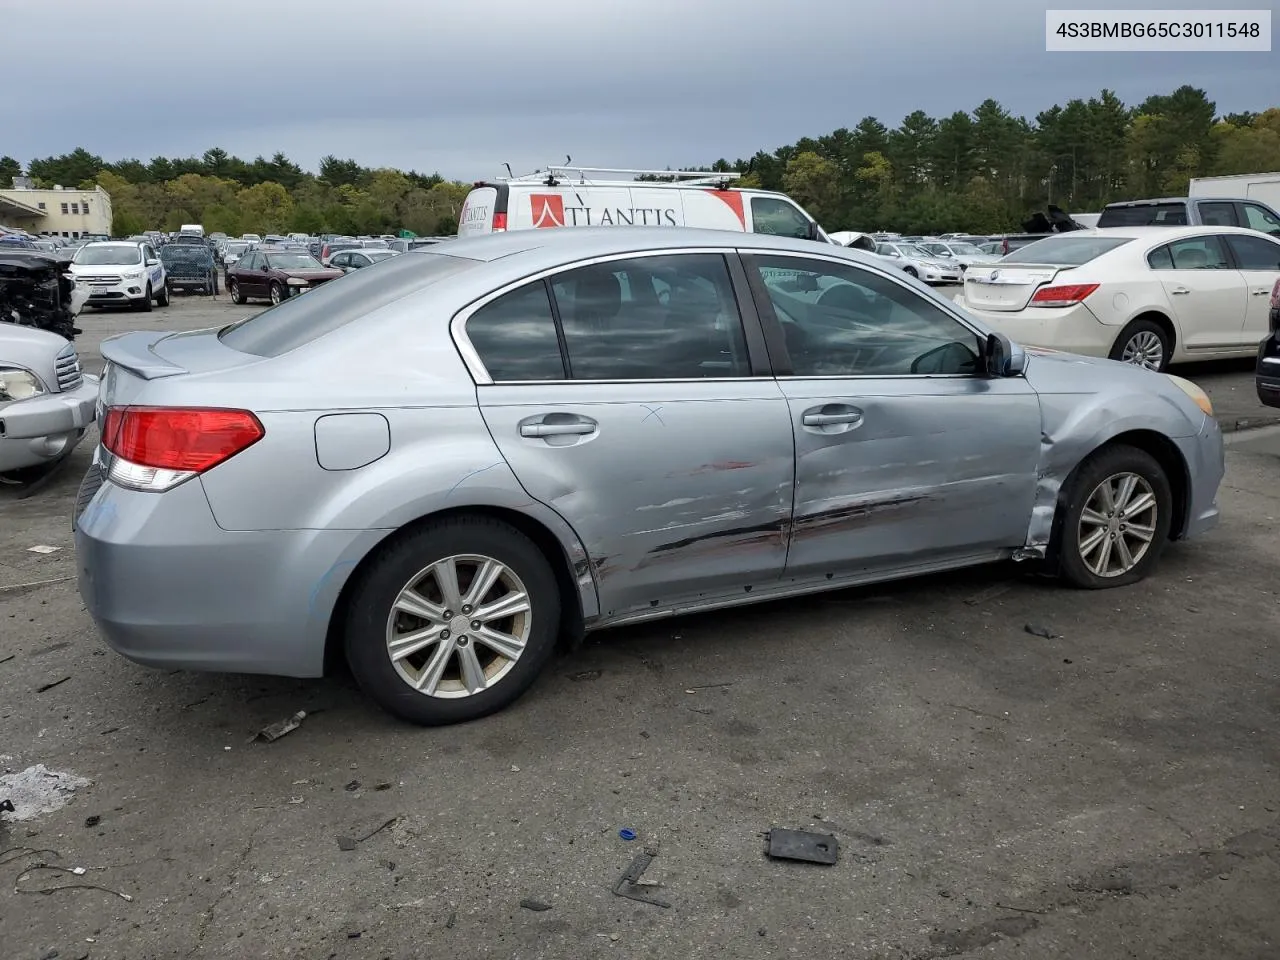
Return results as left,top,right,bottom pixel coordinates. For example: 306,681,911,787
982,331,1026,377
806,220,821,242
146,258,159,266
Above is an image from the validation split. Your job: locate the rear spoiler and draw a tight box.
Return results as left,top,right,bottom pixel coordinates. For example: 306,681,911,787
99,331,188,380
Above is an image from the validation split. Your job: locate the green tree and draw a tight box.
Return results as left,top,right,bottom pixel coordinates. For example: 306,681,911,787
236,181,294,233
782,151,843,225
0,155,21,187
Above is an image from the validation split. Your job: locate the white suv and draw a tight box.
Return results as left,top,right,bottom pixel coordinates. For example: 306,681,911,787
70,241,168,311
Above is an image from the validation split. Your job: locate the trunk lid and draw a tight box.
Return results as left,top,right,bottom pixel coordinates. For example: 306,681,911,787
961,265,1065,311
98,329,262,406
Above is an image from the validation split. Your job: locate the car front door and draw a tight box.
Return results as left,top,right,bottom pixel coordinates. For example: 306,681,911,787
741,251,1042,578
747,196,814,240
1223,232,1280,344
1147,235,1250,351
464,251,796,620
236,252,259,296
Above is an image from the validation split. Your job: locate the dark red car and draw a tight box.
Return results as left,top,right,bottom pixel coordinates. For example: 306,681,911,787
227,248,343,305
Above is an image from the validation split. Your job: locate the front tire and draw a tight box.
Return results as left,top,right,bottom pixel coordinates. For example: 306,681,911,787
903,267,918,278
344,516,561,725
135,284,153,312
1055,445,1173,589
269,282,283,305
230,280,244,305
1110,318,1170,372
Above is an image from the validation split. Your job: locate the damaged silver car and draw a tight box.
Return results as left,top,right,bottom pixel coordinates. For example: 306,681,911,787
75,227,1223,725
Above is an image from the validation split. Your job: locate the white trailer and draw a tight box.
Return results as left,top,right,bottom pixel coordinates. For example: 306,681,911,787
1189,172,1280,209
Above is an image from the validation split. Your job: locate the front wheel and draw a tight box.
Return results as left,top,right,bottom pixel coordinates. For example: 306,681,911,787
135,284,153,312
230,280,244,305
1055,445,1173,589
903,267,918,279
1110,319,1170,372
344,516,561,725
269,281,283,305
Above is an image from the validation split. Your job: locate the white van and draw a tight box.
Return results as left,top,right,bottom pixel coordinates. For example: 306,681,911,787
458,167,828,242
179,224,205,238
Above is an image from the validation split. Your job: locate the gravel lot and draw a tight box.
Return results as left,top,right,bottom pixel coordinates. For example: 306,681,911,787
1,295,1277,960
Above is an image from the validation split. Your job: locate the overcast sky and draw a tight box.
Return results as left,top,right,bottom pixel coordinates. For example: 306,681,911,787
3,0,1275,180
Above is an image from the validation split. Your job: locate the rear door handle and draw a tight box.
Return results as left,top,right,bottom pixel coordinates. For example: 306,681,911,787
803,412,862,426
1252,289,1270,296
519,417,597,438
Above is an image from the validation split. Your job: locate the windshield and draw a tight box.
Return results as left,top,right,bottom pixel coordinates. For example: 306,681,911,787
1004,235,1134,265
362,240,389,249
74,244,142,266
899,245,935,259
265,253,324,270
224,243,249,255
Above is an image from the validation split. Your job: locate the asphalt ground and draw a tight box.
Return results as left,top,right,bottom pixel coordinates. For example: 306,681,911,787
0,293,1276,960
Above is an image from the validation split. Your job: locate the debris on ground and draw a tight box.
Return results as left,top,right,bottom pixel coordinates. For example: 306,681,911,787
337,816,400,852
1024,623,1062,639
765,828,839,865
964,582,1013,605
0,576,75,594
618,828,636,841
345,780,361,792
336,837,358,852
26,545,60,555
13,861,133,902
611,847,671,908
254,711,307,743
519,898,552,912
569,670,601,682
35,677,70,694
83,816,100,828
0,766,90,821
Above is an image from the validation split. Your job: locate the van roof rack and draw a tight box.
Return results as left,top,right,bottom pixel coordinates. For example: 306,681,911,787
506,165,742,188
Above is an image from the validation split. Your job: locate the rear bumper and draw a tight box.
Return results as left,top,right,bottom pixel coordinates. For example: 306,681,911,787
958,300,1111,357
1173,413,1224,541
0,376,97,472
74,470,387,677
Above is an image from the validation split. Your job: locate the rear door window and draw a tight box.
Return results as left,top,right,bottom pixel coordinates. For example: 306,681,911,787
1198,202,1239,226
550,253,751,380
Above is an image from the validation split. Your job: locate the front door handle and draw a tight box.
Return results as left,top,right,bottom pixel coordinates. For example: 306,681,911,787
1252,289,1270,296
1169,286,1191,295
519,417,597,438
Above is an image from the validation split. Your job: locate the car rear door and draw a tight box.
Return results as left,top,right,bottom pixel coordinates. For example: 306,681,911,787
1147,235,1250,351
741,251,1042,579
463,250,795,621
1222,232,1280,344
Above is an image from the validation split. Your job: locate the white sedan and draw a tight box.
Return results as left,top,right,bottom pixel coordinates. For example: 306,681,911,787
954,226,1280,371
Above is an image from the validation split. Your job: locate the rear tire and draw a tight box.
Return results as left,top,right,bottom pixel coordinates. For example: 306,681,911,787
1109,318,1171,372
344,516,561,725
1054,444,1173,589
156,283,170,307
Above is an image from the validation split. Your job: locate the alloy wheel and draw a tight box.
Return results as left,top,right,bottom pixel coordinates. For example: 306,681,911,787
1076,472,1158,577
1121,331,1163,370
384,554,532,698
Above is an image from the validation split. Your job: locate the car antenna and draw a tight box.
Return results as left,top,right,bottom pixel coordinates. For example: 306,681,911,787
503,162,513,178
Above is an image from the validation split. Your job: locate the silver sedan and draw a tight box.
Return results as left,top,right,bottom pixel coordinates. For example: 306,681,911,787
75,227,1224,725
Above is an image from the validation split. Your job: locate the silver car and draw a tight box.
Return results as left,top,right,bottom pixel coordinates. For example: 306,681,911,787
75,227,1224,725
875,242,964,283
1,325,97,479
919,240,1002,270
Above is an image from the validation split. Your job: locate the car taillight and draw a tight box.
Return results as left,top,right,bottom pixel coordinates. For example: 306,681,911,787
492,212,507,232
102,406,264,492
1029,283,1100,307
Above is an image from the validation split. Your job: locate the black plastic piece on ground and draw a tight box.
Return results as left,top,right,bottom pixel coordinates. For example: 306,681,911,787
766,828,839,864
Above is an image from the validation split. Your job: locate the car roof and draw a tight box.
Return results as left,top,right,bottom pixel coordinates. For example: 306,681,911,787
1042,225,1273,239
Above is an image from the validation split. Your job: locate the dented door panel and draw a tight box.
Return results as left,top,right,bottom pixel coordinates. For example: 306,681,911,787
477,380,795,620
779,376,1042,579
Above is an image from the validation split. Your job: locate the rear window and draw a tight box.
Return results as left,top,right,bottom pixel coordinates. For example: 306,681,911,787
219,252,477,357
1097,203,1188,227
1004,235,1134,266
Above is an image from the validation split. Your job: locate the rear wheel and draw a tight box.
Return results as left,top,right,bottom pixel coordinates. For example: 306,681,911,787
1109,318,1170,372
344,516,561,725
230,280,244,305
155,282,170,307
269,281,283,305
1055,445,1173,589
